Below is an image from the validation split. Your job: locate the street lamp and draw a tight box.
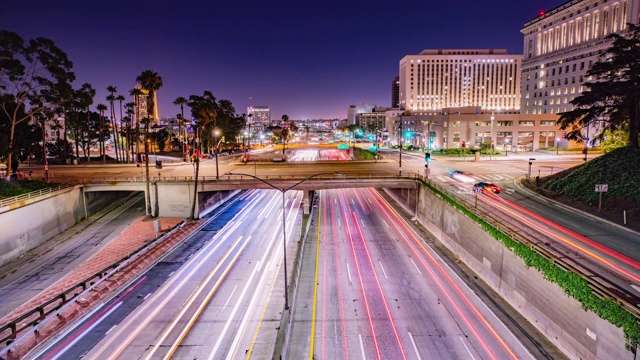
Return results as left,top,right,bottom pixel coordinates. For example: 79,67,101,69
224,171,342,310
504,138,509,156
398,113,403,176
556,137,560,155
490,112,495,161
214,129,221,179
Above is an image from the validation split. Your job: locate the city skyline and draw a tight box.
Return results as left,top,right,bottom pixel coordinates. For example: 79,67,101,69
1,0,561,120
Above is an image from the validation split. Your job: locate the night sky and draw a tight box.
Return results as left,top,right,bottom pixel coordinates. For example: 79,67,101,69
2,0,561,120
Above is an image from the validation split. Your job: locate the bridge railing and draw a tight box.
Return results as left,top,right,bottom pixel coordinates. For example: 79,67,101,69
78,173,424,184
0,183,77,208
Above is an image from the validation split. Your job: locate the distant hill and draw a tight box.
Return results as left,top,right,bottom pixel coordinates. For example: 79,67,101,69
540,146,640,230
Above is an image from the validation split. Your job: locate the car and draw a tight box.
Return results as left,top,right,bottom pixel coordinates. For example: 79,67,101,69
449,170,475,183
473,182,502,194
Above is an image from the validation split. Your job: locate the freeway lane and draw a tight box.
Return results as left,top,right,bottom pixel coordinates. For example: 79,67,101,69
31,189,301,359
289,188,533,359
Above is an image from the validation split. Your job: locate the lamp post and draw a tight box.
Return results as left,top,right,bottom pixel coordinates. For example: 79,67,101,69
556,137,560,155
224,171,342,310
398,113,403,176
490,112,495,160
214,129,221,179
504,138,509,156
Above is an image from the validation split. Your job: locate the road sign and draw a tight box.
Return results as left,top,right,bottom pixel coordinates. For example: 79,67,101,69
337,143,349,149
595,184,608,192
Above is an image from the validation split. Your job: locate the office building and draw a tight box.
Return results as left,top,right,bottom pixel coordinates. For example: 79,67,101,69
399,49,522,111
247,106,271,127
391,75,400,108
347,104,374,125
133,84,158,124
521,0,640,114
387,107,574,152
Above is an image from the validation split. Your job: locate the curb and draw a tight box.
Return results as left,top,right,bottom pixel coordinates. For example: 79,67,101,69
514,177,640,236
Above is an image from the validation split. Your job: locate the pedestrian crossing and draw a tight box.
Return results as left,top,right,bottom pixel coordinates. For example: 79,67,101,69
435,174,516,183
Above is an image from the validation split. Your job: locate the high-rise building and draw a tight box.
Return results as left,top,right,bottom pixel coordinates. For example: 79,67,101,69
133,84,158,124
521,0,640,115
399,49,522,112
391,75,400,108
247,106,271,126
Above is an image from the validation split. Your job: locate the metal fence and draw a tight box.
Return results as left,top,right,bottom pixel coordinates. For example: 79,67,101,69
0,183,77,208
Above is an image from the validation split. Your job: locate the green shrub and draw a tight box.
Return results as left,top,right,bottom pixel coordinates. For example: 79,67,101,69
0,180,53,198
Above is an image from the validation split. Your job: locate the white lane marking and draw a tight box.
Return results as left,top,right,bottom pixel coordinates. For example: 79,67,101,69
631,284,640,294
360,219,366,228
168,271,175,277
410,258,422,275
459,336,478,360
359,333,367,360
334,198,337,204
222,285,238,309
382,220,389,228
346,262,352,284
143,293,151,301
408,332,422,360
378,261,388,280
505,189,515,194
256,260,262,272
338,219,341,227
351,199,355,204
51,302,122,360
105,325,117,336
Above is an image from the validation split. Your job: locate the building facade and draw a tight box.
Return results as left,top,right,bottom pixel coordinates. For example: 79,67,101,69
521,0,640,115
387,107,574,152
347,104,374,125
391,75,400,108
247,106,271,127
399,49,522,112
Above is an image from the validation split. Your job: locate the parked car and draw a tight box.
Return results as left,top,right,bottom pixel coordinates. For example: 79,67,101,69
473,182,502,194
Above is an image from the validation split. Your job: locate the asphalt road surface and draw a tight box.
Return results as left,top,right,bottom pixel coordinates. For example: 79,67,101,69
288,188,534,360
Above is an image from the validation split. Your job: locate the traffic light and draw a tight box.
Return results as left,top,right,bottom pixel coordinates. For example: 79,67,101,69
562,131,567,139
425,152,431,162
461,141,466,148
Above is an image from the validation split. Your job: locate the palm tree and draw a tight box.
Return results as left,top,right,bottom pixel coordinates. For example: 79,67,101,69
136,70,164,218
124,102,135,163
281,114,289,154
173,96,188,160
106,92,119,162
116,94,126,162
130,88,143,163
96,103,108,163
187,91,218,219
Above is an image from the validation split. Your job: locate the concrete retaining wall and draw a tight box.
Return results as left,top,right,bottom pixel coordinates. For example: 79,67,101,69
384,186,632,360
0,188,133,268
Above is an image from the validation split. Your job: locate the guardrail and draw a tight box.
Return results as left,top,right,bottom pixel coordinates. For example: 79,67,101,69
0,183,77,208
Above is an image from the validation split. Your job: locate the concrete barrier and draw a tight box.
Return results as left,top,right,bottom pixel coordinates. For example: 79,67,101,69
0,188,136,268
384,186,632,360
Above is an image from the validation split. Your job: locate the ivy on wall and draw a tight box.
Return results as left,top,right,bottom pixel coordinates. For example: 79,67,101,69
418,179,640,350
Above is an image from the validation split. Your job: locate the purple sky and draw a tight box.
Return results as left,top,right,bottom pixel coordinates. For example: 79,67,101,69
2,0,561,120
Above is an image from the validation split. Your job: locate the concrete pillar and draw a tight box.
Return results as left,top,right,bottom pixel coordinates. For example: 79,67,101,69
303,190,310,215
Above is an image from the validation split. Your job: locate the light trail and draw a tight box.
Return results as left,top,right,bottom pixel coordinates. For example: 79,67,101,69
366,188,519,360
343,190,407,360
309,190,323,360
91,190,266,359
481,192,640,283
329,193,349,359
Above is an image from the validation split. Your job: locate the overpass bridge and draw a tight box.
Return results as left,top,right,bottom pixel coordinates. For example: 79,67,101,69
81,174,420,218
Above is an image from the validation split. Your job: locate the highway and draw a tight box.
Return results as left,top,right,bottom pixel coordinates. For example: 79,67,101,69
31,189,300,359
287,188,534,359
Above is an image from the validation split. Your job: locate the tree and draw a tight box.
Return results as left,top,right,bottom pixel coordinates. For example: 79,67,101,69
281,114,289,154
0,30,75,176
154,128,169,152
96,103,108,163
136,70,163,218
129,88,143,163
124,102,135,163
106,92,119,162
117,95,126,162
558,23,640,148
187,91,218,219
173,97,187,159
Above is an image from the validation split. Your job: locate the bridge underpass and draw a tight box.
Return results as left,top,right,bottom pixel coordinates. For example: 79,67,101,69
82,175,419,218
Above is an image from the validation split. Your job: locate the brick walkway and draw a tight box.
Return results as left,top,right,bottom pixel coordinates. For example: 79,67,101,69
1,216,205,359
